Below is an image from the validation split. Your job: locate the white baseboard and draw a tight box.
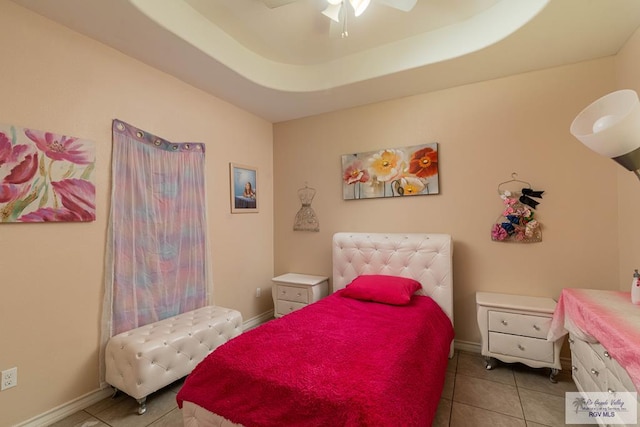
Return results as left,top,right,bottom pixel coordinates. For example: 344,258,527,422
15,387,113,427
243,309,274,331
454,339,481,354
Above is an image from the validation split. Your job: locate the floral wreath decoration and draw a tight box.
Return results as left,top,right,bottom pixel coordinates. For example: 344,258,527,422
491,188,544,243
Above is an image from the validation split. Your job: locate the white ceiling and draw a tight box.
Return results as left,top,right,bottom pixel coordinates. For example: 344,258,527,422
10,0,640,123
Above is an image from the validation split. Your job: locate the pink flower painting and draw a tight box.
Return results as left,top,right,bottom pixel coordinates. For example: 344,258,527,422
0,123,95,222
341,143,439,200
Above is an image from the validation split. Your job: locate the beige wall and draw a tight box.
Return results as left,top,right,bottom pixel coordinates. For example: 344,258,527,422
0,1,274,425
274,59,622,348
5,0,640,423
615,27,640,290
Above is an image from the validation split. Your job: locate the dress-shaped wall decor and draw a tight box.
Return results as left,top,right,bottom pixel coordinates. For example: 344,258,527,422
294,185,319,232
491,174,544,243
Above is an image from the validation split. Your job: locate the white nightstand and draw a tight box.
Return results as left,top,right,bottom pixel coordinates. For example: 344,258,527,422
476,292,563,382
272,273,329,318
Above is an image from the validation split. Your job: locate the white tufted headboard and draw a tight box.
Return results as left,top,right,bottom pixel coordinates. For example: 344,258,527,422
332,232,453,327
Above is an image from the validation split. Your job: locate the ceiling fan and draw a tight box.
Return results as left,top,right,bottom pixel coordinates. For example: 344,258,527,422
263,0,418,37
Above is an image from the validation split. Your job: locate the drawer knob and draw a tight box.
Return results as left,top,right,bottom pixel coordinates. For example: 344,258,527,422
533,324,540,331
604,350,611,359
608,388,616,394
297,292,302,297
517,344,525,351
590,368,599,376
568,337,574,344
572,365,578,371
501,320,508,326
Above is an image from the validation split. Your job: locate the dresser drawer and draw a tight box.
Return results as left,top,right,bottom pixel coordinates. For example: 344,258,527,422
488,311,550,339
607,369,628,394
275,285,309,303
589,342,637,392
276,300,307,316
580,343,607,391
569,334,592,364
488,332,554,363
571,352,601,392
585,357,607,391
568,335,592,365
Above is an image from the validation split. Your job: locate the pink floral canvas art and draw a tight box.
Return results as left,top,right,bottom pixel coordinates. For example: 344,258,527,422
342,143,439,200
0,123,95,222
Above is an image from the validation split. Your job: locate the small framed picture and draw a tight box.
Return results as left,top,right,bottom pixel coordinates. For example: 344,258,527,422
230,163,259,213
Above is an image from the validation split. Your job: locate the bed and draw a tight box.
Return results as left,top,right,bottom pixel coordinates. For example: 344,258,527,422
177,232,455,427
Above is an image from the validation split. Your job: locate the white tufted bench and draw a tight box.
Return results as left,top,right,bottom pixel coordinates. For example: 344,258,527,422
105,305,242,414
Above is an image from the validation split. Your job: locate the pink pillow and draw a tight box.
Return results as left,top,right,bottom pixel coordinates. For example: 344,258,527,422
341,275,422,305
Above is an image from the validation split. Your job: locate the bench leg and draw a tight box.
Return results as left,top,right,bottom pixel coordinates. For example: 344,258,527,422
136,397,147,415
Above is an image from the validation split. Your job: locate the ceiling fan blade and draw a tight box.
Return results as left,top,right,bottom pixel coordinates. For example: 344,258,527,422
262,0,299,8
373,0,417,12
322,3,343,22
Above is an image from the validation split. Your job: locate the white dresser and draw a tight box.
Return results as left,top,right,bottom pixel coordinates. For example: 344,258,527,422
569,334,637,396
476,292,563,382
552,288,640,426
272,273,329,318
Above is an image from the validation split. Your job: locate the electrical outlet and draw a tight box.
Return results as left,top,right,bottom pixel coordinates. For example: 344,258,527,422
256,287,262,298
1,367,17,390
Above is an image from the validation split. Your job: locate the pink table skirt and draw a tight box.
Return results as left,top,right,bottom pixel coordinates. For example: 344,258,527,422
548,288,640,390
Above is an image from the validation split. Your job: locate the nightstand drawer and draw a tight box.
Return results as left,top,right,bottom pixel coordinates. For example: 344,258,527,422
488,332,554,363
477,292,562,374
276,300,307,316
488,310,550,339
272,273,329,318
276,285,310,303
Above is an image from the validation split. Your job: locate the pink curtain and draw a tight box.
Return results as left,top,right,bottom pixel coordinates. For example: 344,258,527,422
102,120,210,343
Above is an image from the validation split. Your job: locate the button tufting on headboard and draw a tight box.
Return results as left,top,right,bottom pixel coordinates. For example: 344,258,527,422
332,232,453,326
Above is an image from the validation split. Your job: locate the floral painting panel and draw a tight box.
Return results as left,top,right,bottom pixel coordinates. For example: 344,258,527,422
0,123,96,222
342,143,439,200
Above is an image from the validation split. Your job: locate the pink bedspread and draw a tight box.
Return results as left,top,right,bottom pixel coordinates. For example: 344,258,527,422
548,288,640,390
177,290,454,427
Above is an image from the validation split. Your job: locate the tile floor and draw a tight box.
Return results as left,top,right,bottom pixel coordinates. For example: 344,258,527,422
49,351,581,427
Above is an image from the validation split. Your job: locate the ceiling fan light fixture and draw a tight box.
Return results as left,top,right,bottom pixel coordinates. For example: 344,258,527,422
349,0,371,16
